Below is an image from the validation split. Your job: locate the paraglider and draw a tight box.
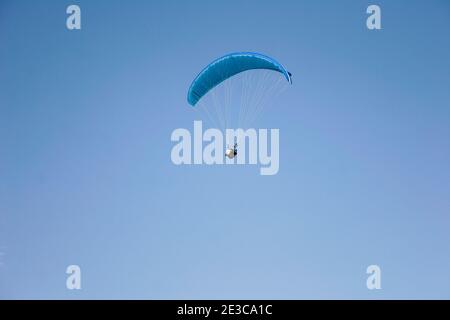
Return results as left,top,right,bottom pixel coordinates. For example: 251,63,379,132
187,52,292,159
187,52,292,106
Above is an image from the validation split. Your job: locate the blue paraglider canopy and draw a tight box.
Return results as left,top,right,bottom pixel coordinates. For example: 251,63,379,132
187,52,292,106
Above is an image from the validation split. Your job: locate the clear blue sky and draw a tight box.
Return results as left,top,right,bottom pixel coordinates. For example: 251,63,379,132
1,0,449,299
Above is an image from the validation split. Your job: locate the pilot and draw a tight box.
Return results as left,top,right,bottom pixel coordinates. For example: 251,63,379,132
225,143,238,159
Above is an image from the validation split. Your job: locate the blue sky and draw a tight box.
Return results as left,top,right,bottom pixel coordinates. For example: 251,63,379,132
1,0,449,299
